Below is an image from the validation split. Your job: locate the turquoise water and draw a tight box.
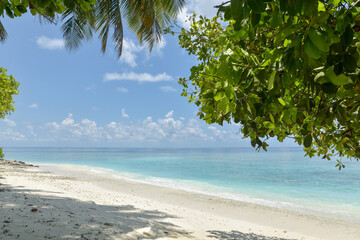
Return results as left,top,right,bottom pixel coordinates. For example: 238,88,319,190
3,147,360,220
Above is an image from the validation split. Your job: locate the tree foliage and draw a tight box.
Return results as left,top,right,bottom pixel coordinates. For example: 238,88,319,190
0,0,184,57
0,68,19,119
0,68,19,159
175,0,360,169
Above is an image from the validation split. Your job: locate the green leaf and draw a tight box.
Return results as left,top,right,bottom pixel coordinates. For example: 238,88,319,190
320,82,338,94
247,0,266,13
318,2,326,12
16,5,27,13
270,6,282,28
250,12,261,26
278,98,286,106
231,0,243,19
343,54,357,72
263,121,275,129
218,98,229,113
304,37,322,59
304,134,312,147
267,71,276,91
341,25,354,46
309,28,329,52
5,6,14,18
325,67,352,86
214,92,225,101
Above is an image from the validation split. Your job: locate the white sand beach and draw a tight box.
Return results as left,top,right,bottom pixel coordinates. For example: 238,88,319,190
1,160,359,240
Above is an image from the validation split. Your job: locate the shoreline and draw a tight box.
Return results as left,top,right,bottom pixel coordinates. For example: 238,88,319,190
1,160,360,239
39,162,360,223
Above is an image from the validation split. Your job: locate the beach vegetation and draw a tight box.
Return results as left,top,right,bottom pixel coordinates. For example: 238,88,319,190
0,68,19,160
171,0,360,168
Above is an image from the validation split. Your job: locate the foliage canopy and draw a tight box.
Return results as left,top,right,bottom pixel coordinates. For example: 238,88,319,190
175,0,360,169
0,68,19,119
0,0,184,56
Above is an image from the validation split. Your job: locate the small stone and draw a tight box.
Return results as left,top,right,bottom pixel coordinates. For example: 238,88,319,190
31,208,38,212
104,222,113,226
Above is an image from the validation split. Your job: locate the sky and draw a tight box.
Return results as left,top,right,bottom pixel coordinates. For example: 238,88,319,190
0,0,296,148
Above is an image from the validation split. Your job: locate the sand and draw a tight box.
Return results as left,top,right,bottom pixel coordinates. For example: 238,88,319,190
0,160,359,240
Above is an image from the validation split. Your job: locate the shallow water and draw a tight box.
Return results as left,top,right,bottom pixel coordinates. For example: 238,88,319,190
4,147,360,221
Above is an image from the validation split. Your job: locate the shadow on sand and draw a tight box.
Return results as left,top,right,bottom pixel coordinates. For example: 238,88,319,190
207,230,296,240
0,183,191,239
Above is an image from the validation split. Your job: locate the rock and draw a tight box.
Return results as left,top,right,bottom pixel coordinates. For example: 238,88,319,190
104,222,113,226
31,208,38,212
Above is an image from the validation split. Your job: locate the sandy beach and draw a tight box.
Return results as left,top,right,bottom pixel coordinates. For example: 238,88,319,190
1,160,359,240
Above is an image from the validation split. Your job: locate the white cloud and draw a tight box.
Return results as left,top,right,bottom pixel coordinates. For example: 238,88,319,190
1,114,246,146
116,87,129,93
160,86,177,92
61,113,75,126
36,36,65,50
165,110,174,118
151,37,167,57
119,37,167,67
121,108,129,118
3,119,16,127
104,72,173,83
120,39,145,67
29,104,38,109
0,129,25,141
91,107,100,111
177,0,219,28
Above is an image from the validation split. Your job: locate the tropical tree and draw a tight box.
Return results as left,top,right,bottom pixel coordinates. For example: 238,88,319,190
173,0,360,169
0,68,19,159
0,0,185,56
62,0,185,57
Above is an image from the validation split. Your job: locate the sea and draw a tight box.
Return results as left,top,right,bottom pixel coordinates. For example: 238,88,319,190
3,147,360,221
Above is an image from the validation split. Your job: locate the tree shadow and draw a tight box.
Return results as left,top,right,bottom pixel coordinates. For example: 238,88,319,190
207,230,297,240
0,184,192,239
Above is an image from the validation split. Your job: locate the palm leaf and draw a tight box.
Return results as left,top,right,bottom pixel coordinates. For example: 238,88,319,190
96,0,123,57
0,21,7,42
61,8,96,51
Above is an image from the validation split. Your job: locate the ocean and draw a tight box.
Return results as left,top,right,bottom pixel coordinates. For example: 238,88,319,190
3,147,360,221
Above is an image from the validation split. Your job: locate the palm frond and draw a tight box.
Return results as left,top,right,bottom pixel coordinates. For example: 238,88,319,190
96,0,123,57
61,8,96,51
121,0,184,51
0,21,8,42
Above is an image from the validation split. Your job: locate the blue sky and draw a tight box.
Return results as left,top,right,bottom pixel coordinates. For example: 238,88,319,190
0,1,296,148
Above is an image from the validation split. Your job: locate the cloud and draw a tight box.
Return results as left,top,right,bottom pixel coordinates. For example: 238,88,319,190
28,104,38,109
0,114,247,146
151,37,167,57
119,38,167,67
104,72,173,83
3,119,16,127
43,113,213,143
45,114,104,141
121,108,129,118
165,110,174,118
177,0,219,28
36,36,65,50
120,39,145,67
0,129,25,141
160,86,176,92
61,113,75,125
116,87,129,93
